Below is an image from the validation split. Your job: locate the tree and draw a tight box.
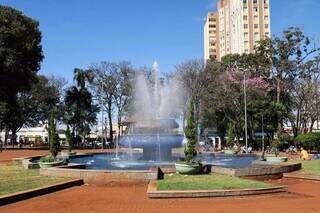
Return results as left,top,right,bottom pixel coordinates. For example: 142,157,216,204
1,75,60,147
66,125,73,152
295,132,320,153
48,111,59,158
256,28,320,132
184,100,197,163
0,6,43,132
64,69,98,147
174,59,209,131
90,62,118,144
226,122,235,148
114,62,134,137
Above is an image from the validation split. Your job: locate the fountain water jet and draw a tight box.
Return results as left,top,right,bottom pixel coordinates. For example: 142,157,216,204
119,61,184,162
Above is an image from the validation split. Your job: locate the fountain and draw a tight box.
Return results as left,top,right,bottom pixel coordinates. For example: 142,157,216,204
67,62,257,171
119,61,184,162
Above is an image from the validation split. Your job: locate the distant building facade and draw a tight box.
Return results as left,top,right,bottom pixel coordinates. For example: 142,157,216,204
204,0,271,61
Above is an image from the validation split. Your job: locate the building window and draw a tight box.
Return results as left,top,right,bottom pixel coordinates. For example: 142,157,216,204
243,15,248,21
244,24,248,29
254,24,259,29
265,24,269,28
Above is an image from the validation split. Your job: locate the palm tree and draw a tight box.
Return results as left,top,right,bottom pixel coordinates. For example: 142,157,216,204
64,69,98,147
74,68,93,89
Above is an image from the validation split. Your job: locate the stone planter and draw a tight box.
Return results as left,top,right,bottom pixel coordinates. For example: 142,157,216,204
60,151,77,157
39,160,64,168
175,163,201,175
265,156,288,163
224,150,235,155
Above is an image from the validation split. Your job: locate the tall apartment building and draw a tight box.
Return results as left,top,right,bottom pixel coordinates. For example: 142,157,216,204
204,0,271,61
204,12,220,60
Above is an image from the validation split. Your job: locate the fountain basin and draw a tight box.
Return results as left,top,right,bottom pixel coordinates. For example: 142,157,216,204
119,134,184,161
67,152,257,171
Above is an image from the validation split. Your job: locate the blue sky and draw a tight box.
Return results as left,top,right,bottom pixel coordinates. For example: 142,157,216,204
2,0,320,82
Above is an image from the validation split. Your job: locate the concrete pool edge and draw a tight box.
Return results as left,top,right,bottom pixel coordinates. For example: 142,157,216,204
40,165,161,185
212,161,302,179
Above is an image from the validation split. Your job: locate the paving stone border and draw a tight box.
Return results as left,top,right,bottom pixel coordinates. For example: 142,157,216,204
147,180,288,198
0,179,84,206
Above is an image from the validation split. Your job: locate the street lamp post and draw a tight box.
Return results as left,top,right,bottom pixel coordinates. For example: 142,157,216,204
262,114,265,159
243,73,248,154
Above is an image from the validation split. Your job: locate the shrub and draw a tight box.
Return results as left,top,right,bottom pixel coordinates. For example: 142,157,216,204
66,125,73,152
272,133,294,152
271,140,280,156
184,100,197,163
294,132,320,152
39,155,55,163
226,122,235,148
48,111,60,158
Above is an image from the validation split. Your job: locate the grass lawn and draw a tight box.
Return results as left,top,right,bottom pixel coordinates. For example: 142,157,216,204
157,174,272,191
0,164,73,196
300,160,320,176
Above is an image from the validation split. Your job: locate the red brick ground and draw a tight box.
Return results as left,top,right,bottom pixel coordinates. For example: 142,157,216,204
1,150,319,213
0,178,319,213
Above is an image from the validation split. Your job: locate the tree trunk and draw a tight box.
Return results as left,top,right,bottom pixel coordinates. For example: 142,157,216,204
310,119,315,132
276,79,282,133
107,101,113,145
4,128,9,150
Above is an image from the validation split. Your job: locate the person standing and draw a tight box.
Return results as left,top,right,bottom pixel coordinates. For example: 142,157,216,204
0,138,3,153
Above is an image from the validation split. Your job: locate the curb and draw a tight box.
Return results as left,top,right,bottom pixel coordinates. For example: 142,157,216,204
0,179,84,206
147,180,288,199
284,173,320,181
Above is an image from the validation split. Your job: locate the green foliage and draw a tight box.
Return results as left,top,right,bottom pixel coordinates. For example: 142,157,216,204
0,6,43,100
66,125,73,152
184,100,197,163
295,133,320,151
226,122,235,148
64,69,98,145
0,6,44,132
39,155,55,163
279,133,294,145
270,133,294,155
8,76,60,132
48,111,60,158
271,140,281,156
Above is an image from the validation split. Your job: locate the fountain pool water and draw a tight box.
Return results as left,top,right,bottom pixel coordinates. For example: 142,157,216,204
68,152,257,170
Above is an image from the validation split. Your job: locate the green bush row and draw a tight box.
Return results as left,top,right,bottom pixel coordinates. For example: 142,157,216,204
294,132,320,152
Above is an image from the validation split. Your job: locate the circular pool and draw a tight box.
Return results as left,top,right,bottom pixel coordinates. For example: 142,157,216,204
68,152,257,171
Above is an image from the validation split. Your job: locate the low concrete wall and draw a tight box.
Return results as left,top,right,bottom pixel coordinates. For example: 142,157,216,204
21,157,41,169
212,161,301,179
40,167,158,185
0,179,83,206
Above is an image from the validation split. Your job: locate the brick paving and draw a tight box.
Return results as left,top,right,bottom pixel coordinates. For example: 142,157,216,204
1,150,319,213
